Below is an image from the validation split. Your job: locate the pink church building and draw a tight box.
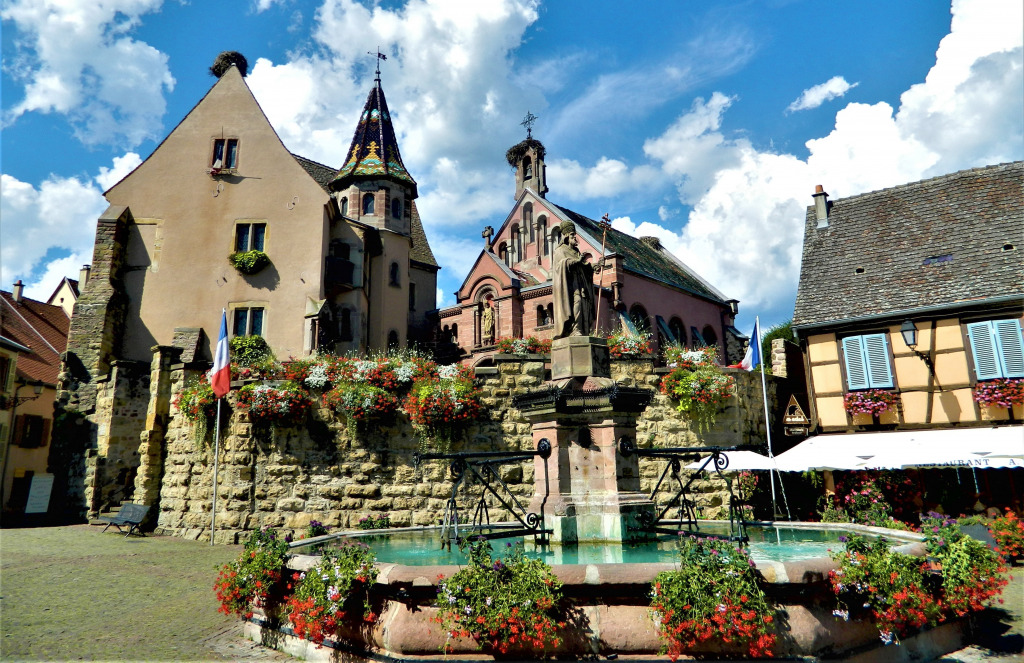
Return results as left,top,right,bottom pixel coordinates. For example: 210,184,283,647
437,136,745,366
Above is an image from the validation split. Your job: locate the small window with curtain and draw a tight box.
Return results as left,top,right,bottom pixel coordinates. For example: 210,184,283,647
235,223,266,252
840,333,894,390
340,197,349,216
233,307,265,337
363,193,375,215
967,319,1024,381
389,262,400,287
211,138,238,170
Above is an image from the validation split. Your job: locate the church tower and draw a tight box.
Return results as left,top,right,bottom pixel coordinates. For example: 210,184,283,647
506,112,547,200
329,66,416,234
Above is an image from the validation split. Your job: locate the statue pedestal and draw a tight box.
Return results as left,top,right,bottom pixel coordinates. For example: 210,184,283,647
550,336,610,380
515,367,655,545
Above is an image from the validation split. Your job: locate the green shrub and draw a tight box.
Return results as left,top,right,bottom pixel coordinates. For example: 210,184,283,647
230,335,272,366
228,250,270,275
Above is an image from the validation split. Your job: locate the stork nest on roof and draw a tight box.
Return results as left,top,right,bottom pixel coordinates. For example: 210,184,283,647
505,138,546,168
210,51,249,78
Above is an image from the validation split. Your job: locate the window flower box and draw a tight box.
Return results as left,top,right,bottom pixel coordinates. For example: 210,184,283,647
973,377,1024,409
228,249,270,275
843,389,900,418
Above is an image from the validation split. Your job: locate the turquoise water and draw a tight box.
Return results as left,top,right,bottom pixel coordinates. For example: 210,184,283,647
342,525,854,566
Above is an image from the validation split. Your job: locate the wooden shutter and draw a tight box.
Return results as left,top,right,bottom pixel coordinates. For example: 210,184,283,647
863,333,894,388
40,418,52,448
993,319,1024,378
967,321,1002,380
841,336,869,390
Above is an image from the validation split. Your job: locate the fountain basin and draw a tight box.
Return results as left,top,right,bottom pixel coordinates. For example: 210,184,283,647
244,522,969,661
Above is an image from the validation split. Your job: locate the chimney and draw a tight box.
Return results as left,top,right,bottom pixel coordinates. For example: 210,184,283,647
12,279,24,302
79,264,91,288
813,185,829,229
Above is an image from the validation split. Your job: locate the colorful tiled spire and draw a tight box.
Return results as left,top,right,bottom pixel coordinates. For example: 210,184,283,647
329,78,417,197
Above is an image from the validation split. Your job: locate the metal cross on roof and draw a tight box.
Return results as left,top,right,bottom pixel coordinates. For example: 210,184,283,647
521,111,538,138
368,48,387,82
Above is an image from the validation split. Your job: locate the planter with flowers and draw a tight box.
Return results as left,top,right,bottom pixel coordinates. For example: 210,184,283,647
403,364,483,451
214,528,290,619
606,330,653,359
660,346,735,432
237,381,312,428
988,508,1024,563
284,542,380,647
322,382,400,435
434,539,565,656
173,374,218,448
496,336,552,357
650,536,777,659
843,389,900,425
973,377,1024,420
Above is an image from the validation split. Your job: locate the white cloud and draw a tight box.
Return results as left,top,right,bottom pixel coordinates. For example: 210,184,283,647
0,151,143,298
547,157,666,202
1,0,174,147
254,0,288,12
786,76,858,113
559,0,1022,324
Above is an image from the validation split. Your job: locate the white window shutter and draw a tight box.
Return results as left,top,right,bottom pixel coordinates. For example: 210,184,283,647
968,321,1002,381
863,333,894,388
993,319,1024,378
842,336,869,390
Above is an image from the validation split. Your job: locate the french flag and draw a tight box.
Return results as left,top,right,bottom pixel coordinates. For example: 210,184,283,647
210,310,231,398
732,318,761,371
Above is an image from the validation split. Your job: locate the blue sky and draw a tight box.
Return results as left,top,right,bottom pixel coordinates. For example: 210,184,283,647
3,0,1022,335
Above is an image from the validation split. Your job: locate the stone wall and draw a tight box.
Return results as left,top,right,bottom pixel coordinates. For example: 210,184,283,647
153,356,783,542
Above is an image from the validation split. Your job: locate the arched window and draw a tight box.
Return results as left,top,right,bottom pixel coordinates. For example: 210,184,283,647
701,325,718,347
536,304,547,327
498,242,509,266
362,192,375,215
510,224,520,264
451,323,458,344
550,226,562,249
547,303,554,324
389,261,400,286
524,203,534,243
669,317,686,347
391,197,402,219
340,197,348,216
523,156,533,179
629,304,650,334
538,216,548,255
388,330,400,349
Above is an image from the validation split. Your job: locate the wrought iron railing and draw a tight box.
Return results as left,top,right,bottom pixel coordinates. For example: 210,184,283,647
618,438,759,543
413,439,553,548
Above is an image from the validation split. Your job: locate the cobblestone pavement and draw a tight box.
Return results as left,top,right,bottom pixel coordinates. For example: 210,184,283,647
937,564,1024,662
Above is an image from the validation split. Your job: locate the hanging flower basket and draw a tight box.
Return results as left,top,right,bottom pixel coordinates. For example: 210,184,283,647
843,389,900,417
228,250,271,275
661,347,734,432
322,382,399,427
173,375,218,447
973,378,1024,409
402,364,482,451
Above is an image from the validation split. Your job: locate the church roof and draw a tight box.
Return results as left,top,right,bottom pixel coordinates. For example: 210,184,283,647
553,205,728,304
330,82,417,196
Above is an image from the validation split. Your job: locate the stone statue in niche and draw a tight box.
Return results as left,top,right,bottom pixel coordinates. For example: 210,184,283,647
552,220,595,338
481,298,495,345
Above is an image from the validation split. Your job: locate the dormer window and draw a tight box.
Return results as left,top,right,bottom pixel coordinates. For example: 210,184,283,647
211,138,238,170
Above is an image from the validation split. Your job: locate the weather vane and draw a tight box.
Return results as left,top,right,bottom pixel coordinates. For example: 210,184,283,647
521,111,538,139
368,48,387,82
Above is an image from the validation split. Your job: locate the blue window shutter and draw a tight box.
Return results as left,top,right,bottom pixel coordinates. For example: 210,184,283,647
993,319,1024,378
842,336,869,390
968,321,1002,380
863,333,894,388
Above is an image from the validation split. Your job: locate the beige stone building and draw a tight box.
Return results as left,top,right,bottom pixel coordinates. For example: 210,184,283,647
56,55,437,518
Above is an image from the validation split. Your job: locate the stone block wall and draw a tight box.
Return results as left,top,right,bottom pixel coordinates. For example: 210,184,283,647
153,356,781,542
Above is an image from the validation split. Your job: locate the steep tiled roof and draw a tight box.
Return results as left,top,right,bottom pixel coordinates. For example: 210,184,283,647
554,205,727,304
330,82,417,195
0,291,70,385
409,203,438,268
793,161,1024,329
293,154,337,190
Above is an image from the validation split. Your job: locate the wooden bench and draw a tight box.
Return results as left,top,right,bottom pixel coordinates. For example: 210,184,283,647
98,503,150,537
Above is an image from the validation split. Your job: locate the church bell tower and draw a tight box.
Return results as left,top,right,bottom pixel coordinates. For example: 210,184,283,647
506,111,547,200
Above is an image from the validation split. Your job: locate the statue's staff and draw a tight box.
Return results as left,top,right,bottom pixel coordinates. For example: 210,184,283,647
592,213,611,335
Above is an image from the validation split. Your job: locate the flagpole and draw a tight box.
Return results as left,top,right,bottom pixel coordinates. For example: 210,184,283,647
211,397,222,546
755,317,779,518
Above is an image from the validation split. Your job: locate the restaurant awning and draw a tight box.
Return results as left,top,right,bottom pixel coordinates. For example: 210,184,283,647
771,426,1024,472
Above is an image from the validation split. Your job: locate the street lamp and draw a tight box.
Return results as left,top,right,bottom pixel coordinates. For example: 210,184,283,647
900,320,934,373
